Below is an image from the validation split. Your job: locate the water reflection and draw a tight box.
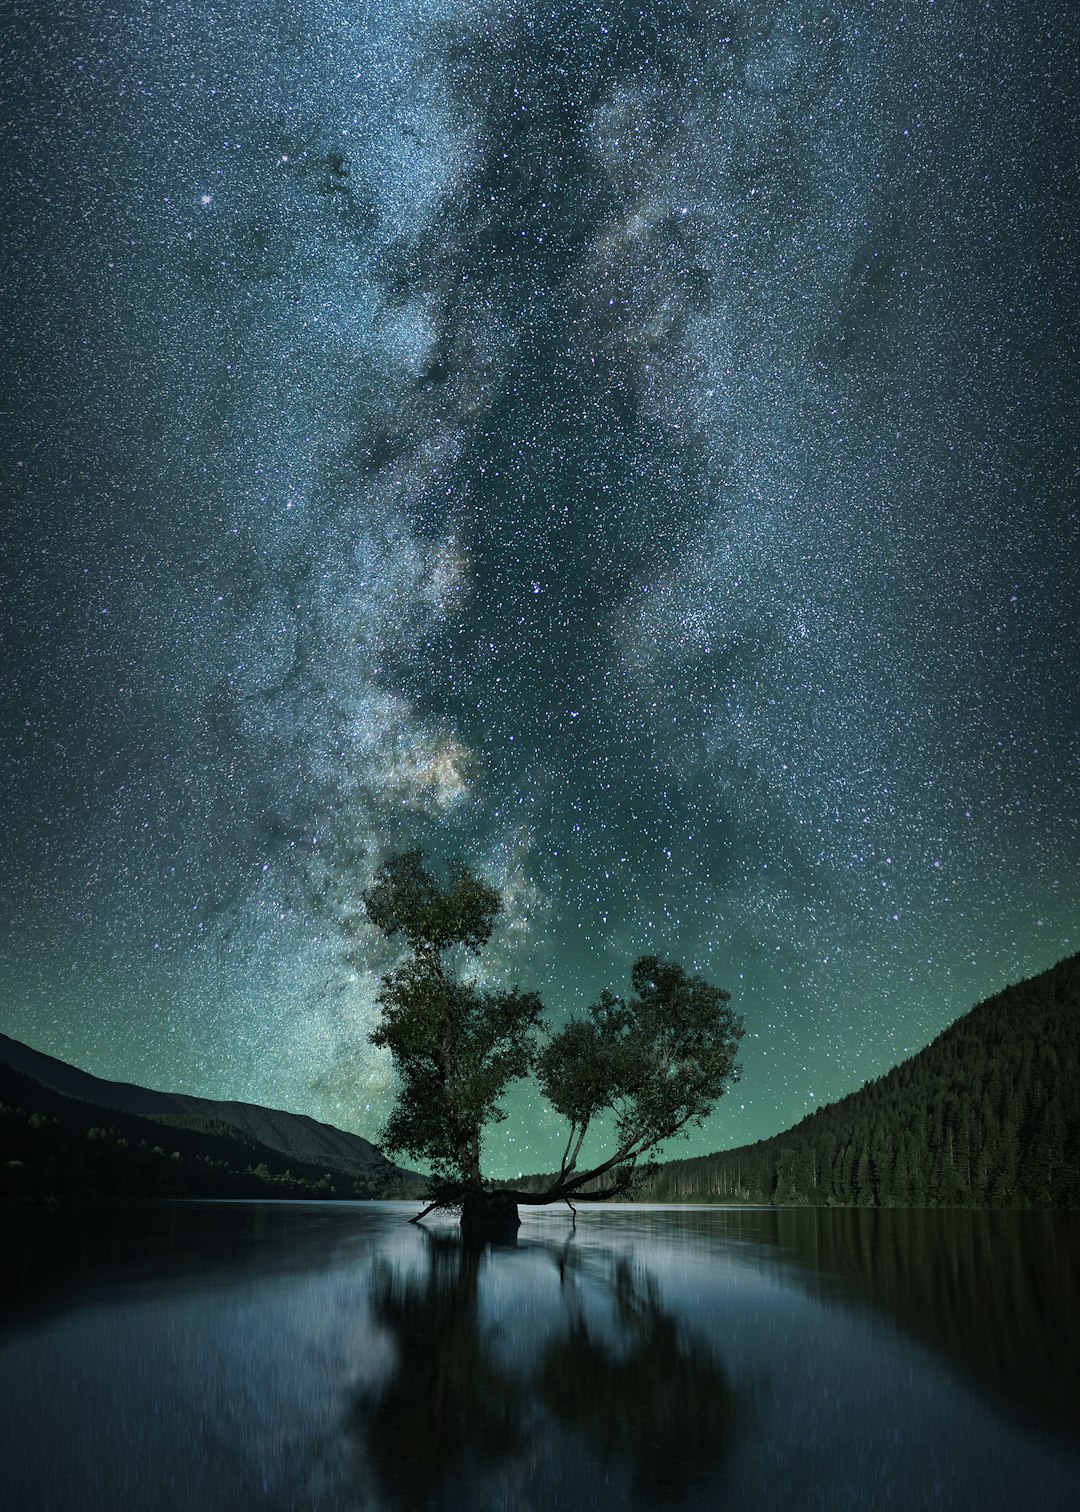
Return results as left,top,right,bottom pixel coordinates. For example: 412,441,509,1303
353,1238,525,1506
592,1206,1080,1435
2,1204,1079,1511
0,1200,402,1340
540,1243,739,1501
351,1229,740,1509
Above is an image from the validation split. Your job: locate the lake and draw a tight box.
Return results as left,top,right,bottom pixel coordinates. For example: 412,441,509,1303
2,1202,1078,1510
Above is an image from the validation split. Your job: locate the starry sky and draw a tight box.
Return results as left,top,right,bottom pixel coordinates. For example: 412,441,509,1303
2,0,1078,1179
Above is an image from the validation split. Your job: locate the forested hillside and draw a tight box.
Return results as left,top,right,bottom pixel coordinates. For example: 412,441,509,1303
643,953,1079,1208
0,1032,404,1181
0,1064,420,1202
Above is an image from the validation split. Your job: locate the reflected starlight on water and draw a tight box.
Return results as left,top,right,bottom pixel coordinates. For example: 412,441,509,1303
2,1202,1079,1511
351,1231,740,1509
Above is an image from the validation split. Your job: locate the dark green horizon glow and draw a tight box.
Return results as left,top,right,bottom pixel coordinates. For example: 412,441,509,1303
2,1,1077,1180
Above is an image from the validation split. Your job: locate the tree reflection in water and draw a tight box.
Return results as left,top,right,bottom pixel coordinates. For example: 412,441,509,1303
351,1238,524,1507
539,1249,738,1501
351,1231,740,1509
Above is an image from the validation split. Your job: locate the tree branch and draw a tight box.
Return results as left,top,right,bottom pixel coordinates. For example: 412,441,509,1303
539,1135,644,1200
539,1110,695,1200
564,1121,589,1178
558,1121,577,1176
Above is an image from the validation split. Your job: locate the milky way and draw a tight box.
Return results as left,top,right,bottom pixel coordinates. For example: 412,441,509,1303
3,0,1078,1176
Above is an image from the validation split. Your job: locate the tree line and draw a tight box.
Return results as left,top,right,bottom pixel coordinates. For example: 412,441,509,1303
0,1063,397,1203
638,953,1079,1208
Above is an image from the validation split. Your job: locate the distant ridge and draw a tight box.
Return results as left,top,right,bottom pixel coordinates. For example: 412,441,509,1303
640,951,1080,1208
0,1032,410,1183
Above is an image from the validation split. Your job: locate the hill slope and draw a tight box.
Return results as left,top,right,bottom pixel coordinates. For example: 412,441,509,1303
0,1062,412,1201
0,1032,410,1184
643,952,1080,1208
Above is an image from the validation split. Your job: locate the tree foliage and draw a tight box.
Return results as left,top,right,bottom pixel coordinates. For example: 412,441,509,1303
366,852,543,1189
537,957,742,1194
362,850,743,1213
364,850,501,960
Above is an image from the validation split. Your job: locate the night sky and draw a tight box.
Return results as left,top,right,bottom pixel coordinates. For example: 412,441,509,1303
2,0,1077,1179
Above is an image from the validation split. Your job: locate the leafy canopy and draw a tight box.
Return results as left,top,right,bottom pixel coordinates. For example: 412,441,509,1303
538,956,742,1164
363,850,501,958
362,850,743,1202
365,851,542,1186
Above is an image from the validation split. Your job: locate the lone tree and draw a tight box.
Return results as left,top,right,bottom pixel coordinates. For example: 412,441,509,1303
361,850,743,1234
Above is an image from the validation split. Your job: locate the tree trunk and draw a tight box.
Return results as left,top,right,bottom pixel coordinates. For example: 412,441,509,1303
459,1188,520,1242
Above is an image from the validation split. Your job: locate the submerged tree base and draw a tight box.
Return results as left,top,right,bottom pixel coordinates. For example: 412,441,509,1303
459,1189,520,1241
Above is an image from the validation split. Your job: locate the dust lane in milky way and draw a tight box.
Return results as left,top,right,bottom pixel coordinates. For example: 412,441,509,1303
2,0,1077,1175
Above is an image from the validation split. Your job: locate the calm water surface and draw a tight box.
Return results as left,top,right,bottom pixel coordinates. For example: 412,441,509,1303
2,1202,1077,1511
